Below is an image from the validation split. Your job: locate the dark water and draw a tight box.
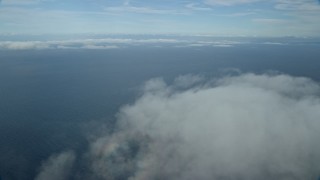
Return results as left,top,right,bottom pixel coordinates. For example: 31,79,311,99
0,44,320,179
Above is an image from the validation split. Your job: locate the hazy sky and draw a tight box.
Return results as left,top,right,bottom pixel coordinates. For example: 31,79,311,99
0,0,320,36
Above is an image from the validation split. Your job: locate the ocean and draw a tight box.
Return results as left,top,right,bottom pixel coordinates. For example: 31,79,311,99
0,38,320,179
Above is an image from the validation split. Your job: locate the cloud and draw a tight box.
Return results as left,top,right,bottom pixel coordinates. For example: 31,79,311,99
0,0,43,5
177,40,244,48
0,37,316,50
104,6,185,15
0,38,183,50
0,37,253,50
253,0,320,36
35,151,75,180
80,45,119,49
0,41,49,50
204,0,320,9
221,12,256,17
205,0,261,6
275,0,320,11
185,3,212,11
74,73,320,180
123,0,130,6
252,18,288,24
173,74,205,88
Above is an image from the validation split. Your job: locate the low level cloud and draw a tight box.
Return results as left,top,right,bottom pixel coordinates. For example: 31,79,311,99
0,38,184,50
37,73,320,180
35,151,75,180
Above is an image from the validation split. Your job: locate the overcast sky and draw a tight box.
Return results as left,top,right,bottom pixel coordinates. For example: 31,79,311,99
0,0,320,36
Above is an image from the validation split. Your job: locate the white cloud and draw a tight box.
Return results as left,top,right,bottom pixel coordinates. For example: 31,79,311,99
81,45,119,49
221,12,256,17
35,151,75,180
185,3,212,11
252,18,288,24
104,6,185,15
82,73,320,180
1,37,315,50
0,37,252,50
176,40,244,48
205,0,261,6
33,73,320,179
0,41,49,49
1,0,41,5
123,0,130,6
0,38,183,50
275,0,320,11
173,74,205,88
272,0,320,34
0,0,319,36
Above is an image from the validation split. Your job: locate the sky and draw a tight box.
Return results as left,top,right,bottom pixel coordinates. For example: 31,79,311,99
0,0,320,36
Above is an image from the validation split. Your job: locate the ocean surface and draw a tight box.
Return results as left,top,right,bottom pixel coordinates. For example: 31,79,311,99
0,39,320,179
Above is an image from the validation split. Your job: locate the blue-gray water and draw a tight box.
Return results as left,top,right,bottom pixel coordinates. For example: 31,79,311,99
0,42,320,179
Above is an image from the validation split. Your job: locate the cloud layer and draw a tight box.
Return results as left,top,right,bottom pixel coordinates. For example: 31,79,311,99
35,151,75,180
0,38,179,50
205,0,260,6
2,36,315,50
0,37,244,50
36,73,320,180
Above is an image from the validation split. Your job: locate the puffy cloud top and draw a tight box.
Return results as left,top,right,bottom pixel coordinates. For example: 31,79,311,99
37,73,320,180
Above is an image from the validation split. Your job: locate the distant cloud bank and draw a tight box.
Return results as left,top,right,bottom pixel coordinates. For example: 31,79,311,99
1,36,317,50
36,73,320,180
0,38,182,50
0,37,239,50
